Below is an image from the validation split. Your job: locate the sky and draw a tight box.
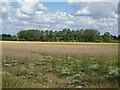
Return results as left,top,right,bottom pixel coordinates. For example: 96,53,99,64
0,0,119,35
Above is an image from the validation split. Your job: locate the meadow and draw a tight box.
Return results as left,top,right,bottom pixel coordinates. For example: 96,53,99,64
1,41,119,88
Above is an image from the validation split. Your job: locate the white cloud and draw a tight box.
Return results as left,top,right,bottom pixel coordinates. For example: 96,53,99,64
17,0,48,15
65,21,74,25
74,7,90,15
2,9,118,35
16,9,30,19
68,0,119,2
0,1,13,18
37,3,49,11
1,1,118,35
69,2,118,18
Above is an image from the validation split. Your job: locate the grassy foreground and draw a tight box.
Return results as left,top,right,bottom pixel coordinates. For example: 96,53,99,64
2,56,119,88
2,41,119,88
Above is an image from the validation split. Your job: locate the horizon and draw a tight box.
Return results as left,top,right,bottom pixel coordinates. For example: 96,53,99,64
1,28,120,36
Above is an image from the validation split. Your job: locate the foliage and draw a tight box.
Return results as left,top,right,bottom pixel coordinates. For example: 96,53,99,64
2,34,17,41
102,32,113,42
84,29,100,42
16,29,103,42
17,30,40,41
1,29,120,42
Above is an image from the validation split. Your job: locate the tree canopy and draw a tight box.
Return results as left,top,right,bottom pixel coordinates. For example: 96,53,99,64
1,29,120,43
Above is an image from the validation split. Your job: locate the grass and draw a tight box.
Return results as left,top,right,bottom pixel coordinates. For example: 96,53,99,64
1,41,119,88
2,56,119,88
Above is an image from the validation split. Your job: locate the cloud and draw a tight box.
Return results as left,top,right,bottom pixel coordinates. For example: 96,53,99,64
69,1,118,18
2,9,118,35
29,10,118,35
17,0,48,15
16,9,30,19
0,1,13,18
65,21,75,25
68,0,119,2
1,0,118,35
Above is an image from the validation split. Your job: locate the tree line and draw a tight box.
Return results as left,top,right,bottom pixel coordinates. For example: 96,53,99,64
1,29,120,42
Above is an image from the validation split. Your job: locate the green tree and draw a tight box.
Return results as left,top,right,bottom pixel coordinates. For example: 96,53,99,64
118,35,120,40
2,34,17,41
17,30,40,41
48,30,54,41
102,32,112,42
84,29,100,42
16,29,117,43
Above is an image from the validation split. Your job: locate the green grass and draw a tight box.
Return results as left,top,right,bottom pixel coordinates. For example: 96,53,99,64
2,56,119,88
109,40,120,43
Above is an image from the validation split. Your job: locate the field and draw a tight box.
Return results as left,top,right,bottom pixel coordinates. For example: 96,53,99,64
1,41,119,88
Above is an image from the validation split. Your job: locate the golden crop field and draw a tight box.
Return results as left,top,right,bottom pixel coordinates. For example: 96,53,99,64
1,41,119,88
2,41,118,59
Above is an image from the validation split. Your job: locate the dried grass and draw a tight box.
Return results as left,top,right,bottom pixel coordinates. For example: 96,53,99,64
2,41,118,60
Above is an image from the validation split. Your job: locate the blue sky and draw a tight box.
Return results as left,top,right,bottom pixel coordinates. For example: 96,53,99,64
1,0,119,35
11,2,75,13
42,2,75,14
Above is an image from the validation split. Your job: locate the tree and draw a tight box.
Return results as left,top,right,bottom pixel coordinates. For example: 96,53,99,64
102,32,112,42
84,29,100,42
2,34,12,38
43,30,49,41
111,35,117,40
16,29,117,42
118,35,120,40
17,30,40,41
53,31,59,41
2,34,17,41
77,29,84,42
48,30,54,41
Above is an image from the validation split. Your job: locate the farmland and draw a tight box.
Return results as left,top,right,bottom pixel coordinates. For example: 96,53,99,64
1,41,119,88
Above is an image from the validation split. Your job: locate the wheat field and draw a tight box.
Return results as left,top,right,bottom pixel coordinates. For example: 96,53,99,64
1,41,119,88
2,41,118,59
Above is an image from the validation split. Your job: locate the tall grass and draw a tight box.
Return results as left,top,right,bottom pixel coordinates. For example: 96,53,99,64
2,41,119,88
2,56,119,88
